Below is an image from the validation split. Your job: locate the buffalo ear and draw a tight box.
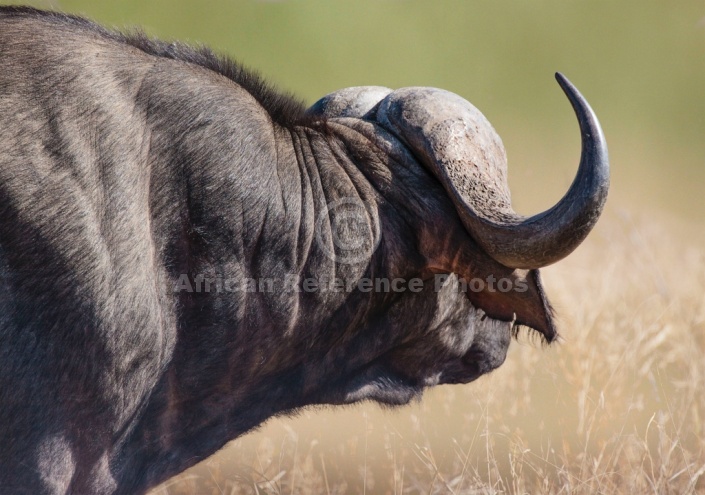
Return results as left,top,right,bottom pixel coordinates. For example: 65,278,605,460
307,86,392,119
465,268,557,343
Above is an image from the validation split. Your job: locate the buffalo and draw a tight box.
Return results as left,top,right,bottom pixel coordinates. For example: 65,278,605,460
0,7,609,495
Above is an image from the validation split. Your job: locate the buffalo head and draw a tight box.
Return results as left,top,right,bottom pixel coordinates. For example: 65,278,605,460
304,74,608,401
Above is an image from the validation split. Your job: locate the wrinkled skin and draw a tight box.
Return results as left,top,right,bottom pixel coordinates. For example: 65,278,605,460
0,8,576,495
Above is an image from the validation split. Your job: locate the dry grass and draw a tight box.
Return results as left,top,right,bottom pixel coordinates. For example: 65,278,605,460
151,210,705,495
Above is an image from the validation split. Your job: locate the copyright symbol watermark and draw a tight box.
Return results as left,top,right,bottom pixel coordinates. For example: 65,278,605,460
315,197,381,265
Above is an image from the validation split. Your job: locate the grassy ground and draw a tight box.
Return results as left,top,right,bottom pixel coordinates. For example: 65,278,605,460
148,210,705,494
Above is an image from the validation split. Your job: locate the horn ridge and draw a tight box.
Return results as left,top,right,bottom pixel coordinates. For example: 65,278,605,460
374,74,609,269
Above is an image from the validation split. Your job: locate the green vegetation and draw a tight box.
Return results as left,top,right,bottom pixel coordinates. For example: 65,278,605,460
8,0,705,221
6,0,704,220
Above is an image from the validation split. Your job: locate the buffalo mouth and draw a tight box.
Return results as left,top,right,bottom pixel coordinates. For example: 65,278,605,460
329,309,517,406
439,314,514,385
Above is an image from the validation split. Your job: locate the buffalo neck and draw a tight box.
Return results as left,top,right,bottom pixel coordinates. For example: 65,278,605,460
118,119,410,490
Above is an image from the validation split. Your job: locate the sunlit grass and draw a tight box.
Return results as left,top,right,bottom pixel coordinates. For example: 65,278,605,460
149,211,705,494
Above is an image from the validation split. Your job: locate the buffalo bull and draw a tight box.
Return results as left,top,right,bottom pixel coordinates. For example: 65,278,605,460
0,7,609,495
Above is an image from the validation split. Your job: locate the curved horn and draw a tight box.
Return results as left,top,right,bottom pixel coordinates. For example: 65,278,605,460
374,73,609,269
307,86,392,118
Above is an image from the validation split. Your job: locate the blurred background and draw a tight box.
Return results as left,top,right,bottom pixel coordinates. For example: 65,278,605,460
6,0,702,222
3,1,703,493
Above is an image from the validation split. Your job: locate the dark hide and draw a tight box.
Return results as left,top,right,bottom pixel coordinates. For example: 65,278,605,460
0,8,556,494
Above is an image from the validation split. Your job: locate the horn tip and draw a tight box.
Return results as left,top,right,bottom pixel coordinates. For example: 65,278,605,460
554,72,575,94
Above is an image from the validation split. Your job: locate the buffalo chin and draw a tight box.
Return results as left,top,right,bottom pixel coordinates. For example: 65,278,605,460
440,315,513,384
341,371,422,406
326,309,515,407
